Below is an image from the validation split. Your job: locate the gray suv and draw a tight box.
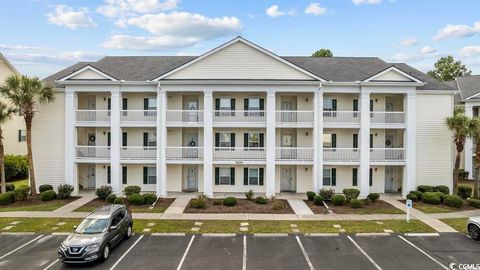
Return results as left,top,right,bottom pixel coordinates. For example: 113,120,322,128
58,204,133,264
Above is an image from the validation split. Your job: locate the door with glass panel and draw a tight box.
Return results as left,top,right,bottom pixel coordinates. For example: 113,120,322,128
184,133,198,158
280,167,295,192
186,165,198,190
281,134,295,159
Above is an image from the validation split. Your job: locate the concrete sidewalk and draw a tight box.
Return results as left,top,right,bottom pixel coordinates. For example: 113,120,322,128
51,194,96,214
162,196,193,215
287,199,314,215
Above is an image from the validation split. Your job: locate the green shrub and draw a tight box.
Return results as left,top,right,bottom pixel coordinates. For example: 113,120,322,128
406,193,418,201
255,196,267,204
96,185,112,200
213,199,223,205
57,184,74,199
127,194,145,205
143,193,158,205
306,191,316,201
41,190,57,201
319,188,335,201
421,192,442,204
6,183,15,192
191,196,207,209
313,194,324,206
444,195,463,208
458,185,473,199
350,199,362,208
106,194,116,203
367,193,380,202
409,190,423,200
459,169,469,179
343,188,360,202
13,186,29,201
332,194,346,206
114,197,124,204
433,191,445,202
0,192,14,205
417,185,434,193
223,197,238,206
39,184,53,193
271,198,287,210
124,185,141,197
434,185,450,195
467,199,480,208
5,154,28,180
245,190,254,201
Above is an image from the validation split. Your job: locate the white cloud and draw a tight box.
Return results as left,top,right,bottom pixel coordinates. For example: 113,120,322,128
5,51,101,65
0,44,52,53
461,46,480,58
352,0,382,5
433,21,480,41
391,46,440,62
96,0,178,18
46,5,97,29
420,46,436,54
266,5,285,17
304,3,327,16
101,35,198,50
399,38,418,47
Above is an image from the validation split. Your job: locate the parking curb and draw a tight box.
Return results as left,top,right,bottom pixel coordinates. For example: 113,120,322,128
202,233,236,237
404,233,440,237
1,232,36,235
304,233,339,237
355,233,391,237
151,233,186,236
253,233,289,237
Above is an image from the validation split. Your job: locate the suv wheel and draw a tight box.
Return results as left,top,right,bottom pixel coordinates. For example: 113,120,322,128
468,224,480,240
102,245,110,261
125,225,132,239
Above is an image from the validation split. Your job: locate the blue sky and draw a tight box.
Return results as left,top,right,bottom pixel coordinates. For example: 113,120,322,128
1,0,479,78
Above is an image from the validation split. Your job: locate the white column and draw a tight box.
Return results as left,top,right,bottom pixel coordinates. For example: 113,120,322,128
403,92,416,196
203,90,213,197
64,89,77,195
359,89,370,198
156,87,167,197
465,104,474,178
313,89,323,192
266,90,276,197
110,88,122,193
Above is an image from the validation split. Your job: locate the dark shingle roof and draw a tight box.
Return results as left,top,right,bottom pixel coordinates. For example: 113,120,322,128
453,75,480,100
44,55,455,91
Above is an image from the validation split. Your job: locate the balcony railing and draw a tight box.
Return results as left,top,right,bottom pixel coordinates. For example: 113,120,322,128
120,146,156,160
276,111,314,125
213,147,266,160
166,110,204,124
323,111,360,125
370,148,405,162
166,147,204,160
275,148,313,161
323,148,360,162
120,110,157,123
213,110,266,123
370,112,405,125
76,146,110,159
76,110,110,122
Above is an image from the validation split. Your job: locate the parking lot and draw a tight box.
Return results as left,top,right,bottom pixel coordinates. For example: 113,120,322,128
0,232,479,270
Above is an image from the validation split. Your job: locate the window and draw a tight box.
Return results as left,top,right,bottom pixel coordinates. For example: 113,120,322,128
220,98,231,110
323,168,336,186
18,130,26,142
144,98,157,116
143,167,156,184
248,98,260,110
248,168,259,185
369,168,373,186
107,166,111,184
122,167,127,184
148,98,157,110
248,133,260,147
352,168,358,186
143,132,156,147
220,133,231,147
324,97,333,111
219,168,232,185
323,134,336,148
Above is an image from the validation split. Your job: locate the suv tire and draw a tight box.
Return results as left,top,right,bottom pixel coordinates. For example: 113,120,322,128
101,244,110,261
468,224,480,240
125,225,132,239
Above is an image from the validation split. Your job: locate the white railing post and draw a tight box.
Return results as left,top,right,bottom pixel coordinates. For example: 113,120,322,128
65,89,77,194
359,89,370,198
110,88,121,193
203,90,213,197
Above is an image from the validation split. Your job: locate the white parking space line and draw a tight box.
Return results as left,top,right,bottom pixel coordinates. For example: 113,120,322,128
242,235,246,270
176,235,195,270
397,235,449,270
43,259,59,270
110,235,144,270
0,235,43,260
347,236,382,270
295,236,314,270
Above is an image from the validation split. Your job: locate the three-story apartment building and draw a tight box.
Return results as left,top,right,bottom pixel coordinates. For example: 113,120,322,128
38,37,455,197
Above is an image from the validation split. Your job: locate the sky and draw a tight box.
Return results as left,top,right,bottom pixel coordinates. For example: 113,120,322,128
0,0,479,78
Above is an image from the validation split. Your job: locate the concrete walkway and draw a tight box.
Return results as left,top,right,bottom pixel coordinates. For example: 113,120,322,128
430,209,480,219
163,196,193,215
287,199,314,215
51,194,96,214
381,194,457,233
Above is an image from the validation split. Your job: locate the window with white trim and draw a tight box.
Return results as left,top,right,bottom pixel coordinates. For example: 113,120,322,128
248,98,260,110
248,133,260,147
323,97,333,111
248,168,259,185
219,168,232,185
147,167,156,184
219,98,231,110
18,130,27,142
323,168,332,186
220,133,231,147
323,134,333,148
148,98,157,110
148,132,157,147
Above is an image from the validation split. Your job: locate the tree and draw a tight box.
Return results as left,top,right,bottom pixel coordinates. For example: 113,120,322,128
0,75,54,196
312,49,333,57
469,118,480,199
0,102,16,193
427,56,471,81
446,107,471,194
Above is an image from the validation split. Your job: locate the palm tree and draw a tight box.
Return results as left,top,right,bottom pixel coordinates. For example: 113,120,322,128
446,107,472,194
0,102,16,193
0,75,54,196
469,118,480,198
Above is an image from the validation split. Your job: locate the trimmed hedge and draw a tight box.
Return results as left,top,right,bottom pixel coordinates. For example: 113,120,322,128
124,186,141,197
409,190,423,200
0,191,14,205
57,184,74,199
191,197,206,208
223,197,238,206
319,188,335,201
96,185,112,200
367,193,380,202
127,194,145,205
350,199,362,208
406,193,418,201
41,190,57,201
417,185,434,193
5,154,28,181
306,191,316,201
434,185,449,195
313,194,324,206
114,197,124,204
106,194,117,203
143,193,158,205
332,194,345,206
421,192,442,204
458,185,472,199
255,196,267,204
245,190,254,201
39,184,53,193
467,199,480,208
343,188,360,202
444,195,463,208
13,185,29,201
6,183,15,192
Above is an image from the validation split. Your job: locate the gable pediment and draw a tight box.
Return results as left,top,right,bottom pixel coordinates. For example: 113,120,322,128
59,65,116,81
365,66,422,83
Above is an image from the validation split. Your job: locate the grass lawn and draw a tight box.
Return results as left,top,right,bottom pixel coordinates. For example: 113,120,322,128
441,218,468,233
0,197,79,212
10,179,29,189
405,201,476,214
74,198,174,213
0,218,81,233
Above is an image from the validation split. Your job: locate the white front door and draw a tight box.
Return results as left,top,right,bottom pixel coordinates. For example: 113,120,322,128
186,166,197,190
87,165,96,189
185,133,198,158
281,167,295,192
385,166,394,192
281,101,294,122
281,134,295,159
187,101,198,122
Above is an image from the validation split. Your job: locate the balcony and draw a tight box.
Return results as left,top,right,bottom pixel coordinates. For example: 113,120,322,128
120,110,156,126
213,110,266,126
370,112,405,126
213,147,265,161
120,146,156,161
323,111,360,127
76,110,110,126
370,148,405,162
166,147,204,160
75,146,110,161
166,110,204,126
275,148,313,162
323,148,360,163
276,111,314,127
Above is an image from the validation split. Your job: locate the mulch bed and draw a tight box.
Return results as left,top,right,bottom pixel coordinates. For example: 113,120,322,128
5,196,79,207
184,198,294,214
77,197,175,212
399,199,477,212
303,200,328,214
327,200,404,214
